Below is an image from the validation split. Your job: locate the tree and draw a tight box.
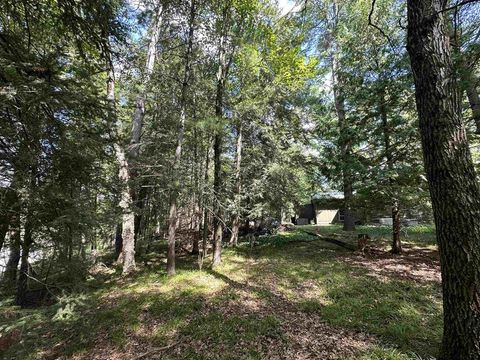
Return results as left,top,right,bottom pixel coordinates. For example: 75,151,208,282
229,120,243,246
329,1,355,231
0,0,124,305
117,1,165,274
406,0,480,357
166,0,196,276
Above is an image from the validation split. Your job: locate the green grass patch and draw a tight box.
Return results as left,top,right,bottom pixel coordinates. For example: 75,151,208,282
1,225,440,359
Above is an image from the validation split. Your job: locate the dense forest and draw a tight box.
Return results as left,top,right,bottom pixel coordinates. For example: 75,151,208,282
1,0,479,359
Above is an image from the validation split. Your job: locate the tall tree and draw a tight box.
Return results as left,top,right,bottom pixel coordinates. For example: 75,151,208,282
212,2,234,268
116,2,164,273
229,120,243,246
407,0,480,358
166,0,196,276
323,0,357,231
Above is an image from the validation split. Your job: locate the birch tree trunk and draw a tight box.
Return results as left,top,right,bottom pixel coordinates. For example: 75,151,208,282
130,4,163,159
166,0,196,276
407,1,480,357
111,5,164,273
229,120,243,246
110,71,136,272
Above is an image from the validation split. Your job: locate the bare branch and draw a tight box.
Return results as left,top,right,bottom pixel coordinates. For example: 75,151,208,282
368,0,395,49
439,0,480,13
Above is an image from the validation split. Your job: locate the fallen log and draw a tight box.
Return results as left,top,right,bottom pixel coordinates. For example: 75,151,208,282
301,230,356,251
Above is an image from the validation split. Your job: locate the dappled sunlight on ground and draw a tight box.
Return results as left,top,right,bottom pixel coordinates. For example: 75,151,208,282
340,247,441,284
0,226,442,359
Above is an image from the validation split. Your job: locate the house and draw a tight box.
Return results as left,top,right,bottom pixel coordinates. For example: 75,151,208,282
296,191,346,225
295,191,426,226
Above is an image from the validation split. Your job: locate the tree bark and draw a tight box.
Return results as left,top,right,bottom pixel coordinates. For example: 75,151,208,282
407,1,480,358
107,65,136,274
229,120,243,246
0,217,8,255
114,222,123,259
391,201,402,254
0,187,17,256
166,0,195,276
116,142,136,273
2,211,20,290
16,212,33,307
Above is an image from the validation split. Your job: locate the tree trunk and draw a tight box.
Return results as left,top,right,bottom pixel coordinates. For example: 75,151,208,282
2,212,20,290
380,89,402,254
115,222,123,260
108,67,136,274
229,120,243,246
452,25,480,135
0,187,18,255
117,143,136,273
342,178,355,231
111,4,164,273
391,201,402,254
335,85,355,231
166,0,195,276
464,72,480,134
191,127,200,255
16,213,33,307
129,4,164,244
200,140,211,268
129,3,163,159
0,220,7,255
407,1,480,358
212,131,223,267
212,15,230,268
330,3,355,231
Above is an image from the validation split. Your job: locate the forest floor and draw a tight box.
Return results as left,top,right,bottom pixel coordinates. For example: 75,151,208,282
0,225,442,360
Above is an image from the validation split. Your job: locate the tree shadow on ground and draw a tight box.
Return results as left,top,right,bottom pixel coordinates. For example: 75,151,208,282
0,230,442,359
232,233,442,359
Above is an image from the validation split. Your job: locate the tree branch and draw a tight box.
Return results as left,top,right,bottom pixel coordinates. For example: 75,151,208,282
439,0,480,13
368,0,395,49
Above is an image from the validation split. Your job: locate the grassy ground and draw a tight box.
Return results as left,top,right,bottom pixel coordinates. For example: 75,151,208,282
0,225,442,359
